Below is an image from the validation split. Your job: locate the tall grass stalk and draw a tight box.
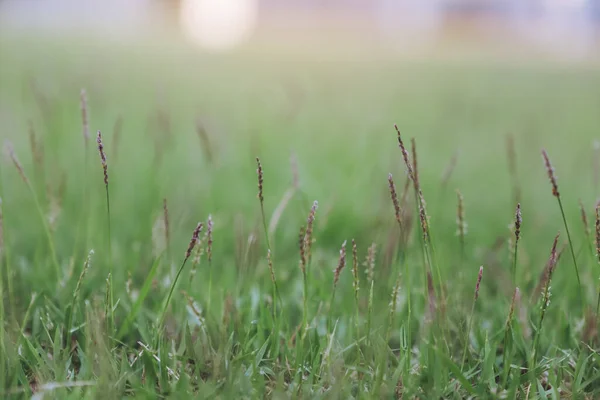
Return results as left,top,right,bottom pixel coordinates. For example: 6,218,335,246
157,222,203,332
388,173,411,366
461,266,483,370
206,215,215,313
328,240,347,331
532,233,559,366
400,130,445,317
456,190,467,265
394,127,433,319
266,250,280,316
66,250,93,336
351,239,360,339
96,131,113,333
502,287,520,386
376,271,401,396
542,150,581,288
6,141,60,279
0,195,12,314
256,157,271,251
300,201,317,336
364,243,376,346
595,206,600,316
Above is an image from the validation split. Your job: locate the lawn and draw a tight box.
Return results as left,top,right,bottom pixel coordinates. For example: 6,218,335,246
1,35,600,398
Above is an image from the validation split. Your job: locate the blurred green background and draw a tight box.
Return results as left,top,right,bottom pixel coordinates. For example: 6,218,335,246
2,2,600,396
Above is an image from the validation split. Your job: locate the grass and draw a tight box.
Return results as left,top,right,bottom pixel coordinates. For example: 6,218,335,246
2,35,600,398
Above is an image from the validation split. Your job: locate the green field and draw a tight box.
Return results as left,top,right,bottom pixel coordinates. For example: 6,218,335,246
2,36,600,398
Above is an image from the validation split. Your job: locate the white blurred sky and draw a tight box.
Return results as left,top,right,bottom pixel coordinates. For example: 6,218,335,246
0,0,599,56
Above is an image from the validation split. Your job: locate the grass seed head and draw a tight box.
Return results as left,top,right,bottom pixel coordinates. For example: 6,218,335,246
418,190,429,242
506,286,520,327
456,190,467,238
596,205,600,262
333,240,347,287
351,239,359,292
541,149,559,197
474,266,483,301
185,222,204,260
394,124,415,183
96,131,108,186
515,203,522,243
364,242,376,283
6,141,29,184
579,199,590,237
267,249,276,285
548,232,559,276
540,233,560,312
411,137,420,191
304,201,318,259
80,89,89,144
388,173,402,226
256,157,264,204
0,197,3,256
298,225,306,273
207,214,214,264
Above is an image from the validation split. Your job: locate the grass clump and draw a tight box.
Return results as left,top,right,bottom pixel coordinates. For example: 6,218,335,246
3,50,600,399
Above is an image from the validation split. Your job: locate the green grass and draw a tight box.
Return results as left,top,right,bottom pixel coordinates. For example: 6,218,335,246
2,35,600,398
